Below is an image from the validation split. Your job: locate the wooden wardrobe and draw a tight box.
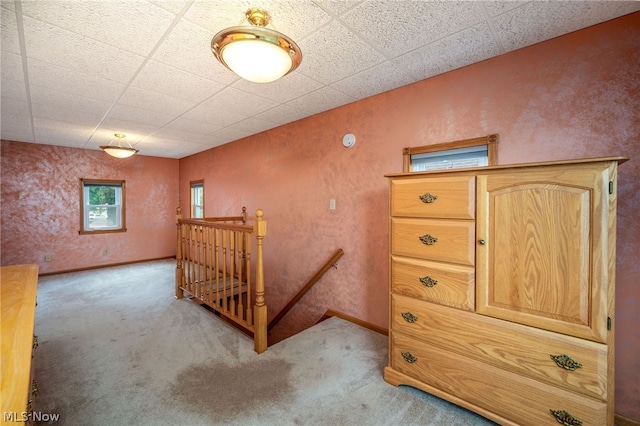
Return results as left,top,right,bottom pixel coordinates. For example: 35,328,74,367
384,157,626,426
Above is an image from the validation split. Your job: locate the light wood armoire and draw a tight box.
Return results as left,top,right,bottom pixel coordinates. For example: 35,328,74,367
384,157,626,426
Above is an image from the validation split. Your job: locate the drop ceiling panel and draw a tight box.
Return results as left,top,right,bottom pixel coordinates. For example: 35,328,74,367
1,79,28,103
1,52,24,82
162,115,222,137
117,86,197,116
32,118,95,147
393,22,502,82
231,71,323,104
330,61,415,100
106,103,175,129
131,60,225,103
201,87,278,118
492,1,640,51
182,103,245,129
342,1,484,58
1,107,32,142
19,0,177,56
30,85,111,126
0,7,20,54
150,18,236,84
227,116,279,135
1,0,638,159
254,103,315,127
286,86,356,116
27,60,125,103
21,16,145,84
297,19,387,85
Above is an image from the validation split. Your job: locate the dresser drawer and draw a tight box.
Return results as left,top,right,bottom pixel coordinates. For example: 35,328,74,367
391,294,608,401
391,256,474,311
390,331,607,426
390,176,475,219
391,218,475,265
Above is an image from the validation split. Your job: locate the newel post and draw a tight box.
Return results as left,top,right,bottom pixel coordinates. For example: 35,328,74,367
253,209,267,353
175,206,184,299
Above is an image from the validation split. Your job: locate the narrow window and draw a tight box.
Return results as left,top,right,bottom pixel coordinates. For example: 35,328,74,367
403,134,498,172
80,179,126,234
191,180,204,218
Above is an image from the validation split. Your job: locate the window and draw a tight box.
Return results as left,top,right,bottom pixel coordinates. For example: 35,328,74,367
411,145,489,172
190,180,204,218
403,134,498,172
80,179,126,234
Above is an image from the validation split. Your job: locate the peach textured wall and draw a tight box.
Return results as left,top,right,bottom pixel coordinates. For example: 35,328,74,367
1,141,179,274
178,13,639,420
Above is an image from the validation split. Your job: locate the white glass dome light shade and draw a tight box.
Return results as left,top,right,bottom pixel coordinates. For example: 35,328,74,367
100,133,138,158
212,25,302,83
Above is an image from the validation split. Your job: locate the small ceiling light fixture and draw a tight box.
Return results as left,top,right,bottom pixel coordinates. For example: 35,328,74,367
211,8,302,83
100,133,138,158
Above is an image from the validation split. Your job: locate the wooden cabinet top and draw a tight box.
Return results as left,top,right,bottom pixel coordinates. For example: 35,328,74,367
385,156,628,178
1,264,39,416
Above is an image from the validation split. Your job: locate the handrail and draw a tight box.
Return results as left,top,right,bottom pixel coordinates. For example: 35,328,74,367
175,206,268,353
267,248,344,332
178,218,253,232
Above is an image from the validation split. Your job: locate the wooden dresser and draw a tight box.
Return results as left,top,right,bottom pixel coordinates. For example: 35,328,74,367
1,264,39,425
384,157,626,426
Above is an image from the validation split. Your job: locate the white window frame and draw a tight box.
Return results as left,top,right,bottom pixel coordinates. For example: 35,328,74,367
191,180,204,218
80,179,126,234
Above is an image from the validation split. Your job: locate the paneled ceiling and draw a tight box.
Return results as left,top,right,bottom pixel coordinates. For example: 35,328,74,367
1,1,638,159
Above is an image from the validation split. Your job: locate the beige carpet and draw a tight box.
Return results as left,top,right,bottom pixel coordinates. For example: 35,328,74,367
33,259,495,425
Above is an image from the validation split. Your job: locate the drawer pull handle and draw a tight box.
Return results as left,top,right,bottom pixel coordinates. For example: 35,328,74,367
478,239,486,245
549,409,583,426
401,351,418,363
550,354,583,371
419,193,438,203
32,335,39,349
419,276,438,287
419,234,438,245
401,312,418,323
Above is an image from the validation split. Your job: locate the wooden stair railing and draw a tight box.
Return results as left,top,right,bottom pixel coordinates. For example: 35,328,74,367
175,206,268,353
267,248,344,332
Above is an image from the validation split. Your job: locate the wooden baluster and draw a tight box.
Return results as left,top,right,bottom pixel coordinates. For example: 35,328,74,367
197,226,203,299
185,225,191,292
205,226,212,306
254,209,267,353
214,228,220,308
182,224,189,292
229,230,236,317
222,229,228,311
236,230,244,322
244,232,253,325
175,207,184,299
189,225,195,294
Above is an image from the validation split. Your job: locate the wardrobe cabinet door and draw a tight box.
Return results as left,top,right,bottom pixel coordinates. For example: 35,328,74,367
475,163,614,343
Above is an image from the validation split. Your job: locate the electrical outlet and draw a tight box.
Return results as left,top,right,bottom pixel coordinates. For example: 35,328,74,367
329,199,336,210
44,254,51,262
103,248,109,256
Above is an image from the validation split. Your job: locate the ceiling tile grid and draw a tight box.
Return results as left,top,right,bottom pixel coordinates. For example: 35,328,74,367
1,0,638,158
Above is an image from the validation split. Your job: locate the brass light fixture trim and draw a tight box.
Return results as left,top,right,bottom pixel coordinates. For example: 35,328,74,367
100,133,138,159
211,8,302,83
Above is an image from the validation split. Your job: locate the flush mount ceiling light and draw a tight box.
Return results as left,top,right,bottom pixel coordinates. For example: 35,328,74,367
100,133,138,158
211,8,302,83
